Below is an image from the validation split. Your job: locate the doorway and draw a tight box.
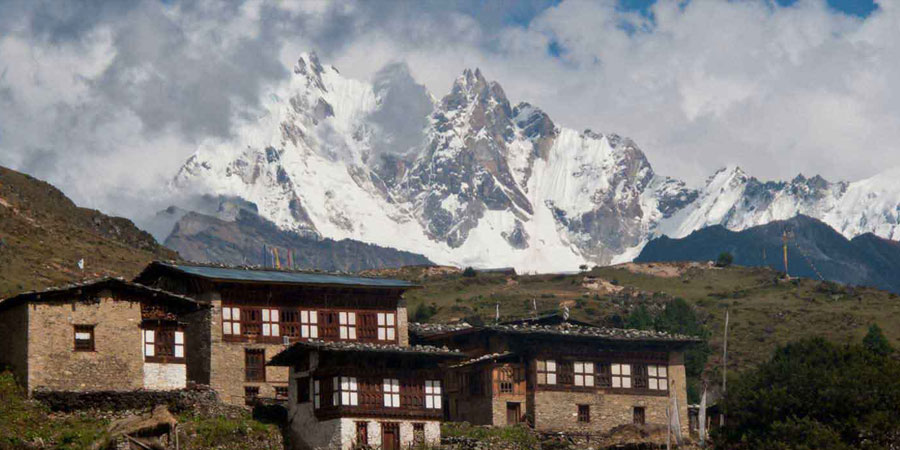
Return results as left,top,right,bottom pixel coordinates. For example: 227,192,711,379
381,422,400,450
506,402,522,425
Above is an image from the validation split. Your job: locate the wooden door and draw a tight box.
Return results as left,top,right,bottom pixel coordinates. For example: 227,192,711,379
506,402,521,425
381,422,400,450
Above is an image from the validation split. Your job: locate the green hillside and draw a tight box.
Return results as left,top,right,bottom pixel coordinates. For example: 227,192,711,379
394,262,900,380
0,166,177,297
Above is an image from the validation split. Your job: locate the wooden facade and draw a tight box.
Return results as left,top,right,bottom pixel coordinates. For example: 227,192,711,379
134,262,416,406
412,321,697,433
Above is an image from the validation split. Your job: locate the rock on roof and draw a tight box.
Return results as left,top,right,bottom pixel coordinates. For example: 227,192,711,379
408,322,475,337
137,261,417,289
0,277,204,311
268,340,464,366
451,352,518,368
410,321,700,343
489,323,701,342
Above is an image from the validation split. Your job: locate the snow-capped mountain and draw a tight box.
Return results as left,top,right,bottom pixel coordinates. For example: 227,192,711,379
171,52,900,272
657,166,900,241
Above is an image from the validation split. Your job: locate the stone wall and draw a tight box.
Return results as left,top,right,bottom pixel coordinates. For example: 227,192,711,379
0,303,28,388
33,385,220,412
530,351,690,436
143,362,187,390
208,298,290,405
450,394,495,425
27,294,144,393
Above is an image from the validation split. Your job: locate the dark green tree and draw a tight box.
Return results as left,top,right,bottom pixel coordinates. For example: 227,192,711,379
413,303,438,323
653,298,711,402
713,337,900,449
625,305,654,330
716,251,734,267
462,266,477,277
863,323,893,356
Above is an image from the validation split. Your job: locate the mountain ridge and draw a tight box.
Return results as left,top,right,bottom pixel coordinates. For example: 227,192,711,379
637,214,900,293
168,52,900,272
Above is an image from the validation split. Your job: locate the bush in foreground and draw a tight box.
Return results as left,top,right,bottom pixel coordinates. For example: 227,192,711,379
714,336,900,448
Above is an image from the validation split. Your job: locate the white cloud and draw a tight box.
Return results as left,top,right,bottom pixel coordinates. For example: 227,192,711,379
1,0,899,234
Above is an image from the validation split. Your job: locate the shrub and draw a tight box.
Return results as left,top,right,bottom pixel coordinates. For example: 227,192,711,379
716,252,734,267
713,337,900,448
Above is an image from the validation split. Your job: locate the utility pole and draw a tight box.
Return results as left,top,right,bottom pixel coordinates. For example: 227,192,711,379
782,229,791,277
721,309,729,427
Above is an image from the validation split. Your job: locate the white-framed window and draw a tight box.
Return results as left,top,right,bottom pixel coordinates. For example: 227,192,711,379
648,365,668,391
383,378,400,407
612,363,632,388
339,312,357,340
262,308,280,337
314,380,321,408
377,312,396,341
574,361,594,387
536,360,557,385
144,329,155,357
222,307,241,335
143,329,184,359
332,376,359,406
300,310,318,338
425,380,441,409
174,331,184,358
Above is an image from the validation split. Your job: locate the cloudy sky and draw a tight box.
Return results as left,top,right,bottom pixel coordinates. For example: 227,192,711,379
0,0,895,227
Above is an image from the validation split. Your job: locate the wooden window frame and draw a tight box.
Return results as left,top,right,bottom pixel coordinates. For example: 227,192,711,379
412,422,426,446
498,367,514,394
424,380,441,409
536,360,557,385
339,311,357,340
244,386,260,406
597,362,612,388
356,421,369,446
578,404,591,423
222,306,241,336
648,364,668,391
314,379,321,408
333,376,359,406
377,312,396,341
574,361,595,387
299,310,318,338
261,308,280,337
74,325,95,352
383,378,400,408
633,406,646,425
245,349,266,382
611,363,632,389
143,326,185,363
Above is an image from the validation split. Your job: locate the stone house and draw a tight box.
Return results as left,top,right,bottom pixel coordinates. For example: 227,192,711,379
410,314,699,437
268,340,464,450
134,262,416,406
0,277,209,394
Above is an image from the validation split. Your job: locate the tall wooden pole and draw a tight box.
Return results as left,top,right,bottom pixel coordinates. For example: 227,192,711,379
666,402,671,450
721,309,729,427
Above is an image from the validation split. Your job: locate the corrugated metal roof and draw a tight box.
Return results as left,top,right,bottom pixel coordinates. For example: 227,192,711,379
158,262,416,288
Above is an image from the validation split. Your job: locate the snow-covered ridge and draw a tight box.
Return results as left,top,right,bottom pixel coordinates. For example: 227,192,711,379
171,52,900,272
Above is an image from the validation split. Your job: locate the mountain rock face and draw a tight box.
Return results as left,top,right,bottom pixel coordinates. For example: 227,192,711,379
164,208,432,272
637,215,900,294
170,52,900,272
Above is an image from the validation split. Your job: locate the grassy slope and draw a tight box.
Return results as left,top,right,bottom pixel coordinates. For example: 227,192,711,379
0,166,177,297
396,263,900,377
